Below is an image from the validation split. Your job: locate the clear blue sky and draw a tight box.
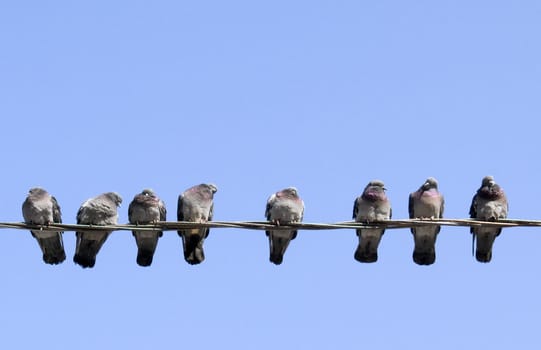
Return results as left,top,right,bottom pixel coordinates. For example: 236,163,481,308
1,1,540,349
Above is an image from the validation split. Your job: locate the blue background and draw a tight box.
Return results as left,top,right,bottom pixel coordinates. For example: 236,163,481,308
1,1,539,349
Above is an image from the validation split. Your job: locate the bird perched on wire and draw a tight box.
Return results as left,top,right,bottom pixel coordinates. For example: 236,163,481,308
353,180,392,263
408,177,444,265
128,189,166,267
265,187,304,265
22,187,66,265
177,183,217,265
469,176,508,263
74,192,122,268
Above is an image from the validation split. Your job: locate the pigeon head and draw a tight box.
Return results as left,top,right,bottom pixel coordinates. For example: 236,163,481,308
481,175,496,187
478,176,503,200
277,187,300,199
204,183,218,194
362,180,387,201
141,189,156,197
28,187,48,196
104,192,123,206
367,180,385,189
197,183,218,198
421,177,439,191
185,183,218,201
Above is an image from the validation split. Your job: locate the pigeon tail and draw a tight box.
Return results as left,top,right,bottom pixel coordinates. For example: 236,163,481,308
73,233,109,268
413,250,436,265
269,253,284,265
475,250,493,263
34,234,66,265
268,231,294,265
474,230,499,263
73,253,96,268
354,245,378,263
137,250,154,267
179,231,205,265
412,226,438,266
133,232,160,267
354,228,383,263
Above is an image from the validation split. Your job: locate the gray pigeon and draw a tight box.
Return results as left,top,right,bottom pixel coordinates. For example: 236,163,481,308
128,189,166,267
469,176,508,263
74,192,122,268
177,183,217,265
353,180,392,263
408,177,444,265
265,187,304,265
22,187,66,265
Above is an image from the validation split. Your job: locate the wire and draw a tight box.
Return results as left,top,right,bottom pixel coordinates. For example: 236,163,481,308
2,218,539,233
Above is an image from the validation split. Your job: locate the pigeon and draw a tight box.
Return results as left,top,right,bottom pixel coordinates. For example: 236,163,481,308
177,184,217,265
128,189,167,267
22,187,66,265
469,176,508,263
353,180,392,263
408,177,444,265
265,187,304,265
74,192,122,268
